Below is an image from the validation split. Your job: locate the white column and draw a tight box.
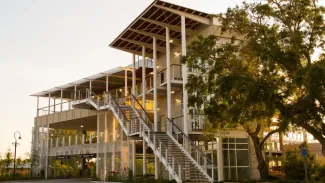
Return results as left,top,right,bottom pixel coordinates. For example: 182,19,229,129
132,54,136,95
96,113,99,176
90,81,92,91
153,37,159,179
45,94,50,179
53,98,56,113
36,97,39,117
181,16,189,135
217,137,224,181
62,136,65,146
50,138,53,148
142,46,146,112
68,136,71,146
153,37,158,131
56,137,59,147
60,90,63,112
106,76,109,92
143,140,146,175
112,118,116,171
89,133,92,144
142,46,147,175
48,93,51,115
166,27,172,119
74,86,77,101
132,140,136,177
82,134,85,144
75,134,78,146
104,112,108,180
125,70,128,96
40,125,44,169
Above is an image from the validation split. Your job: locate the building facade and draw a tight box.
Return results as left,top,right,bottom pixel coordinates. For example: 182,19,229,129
30,1,322,182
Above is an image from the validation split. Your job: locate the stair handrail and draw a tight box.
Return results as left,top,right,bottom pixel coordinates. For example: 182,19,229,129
104,92,130,121
86,88,98,99
128,95,184,181
167,118,214,179
130,94,154,129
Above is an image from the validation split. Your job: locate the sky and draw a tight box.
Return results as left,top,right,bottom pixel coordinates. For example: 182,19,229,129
0,0,248,158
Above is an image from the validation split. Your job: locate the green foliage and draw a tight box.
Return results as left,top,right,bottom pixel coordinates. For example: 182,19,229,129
183,0,325,179
281,145,318,180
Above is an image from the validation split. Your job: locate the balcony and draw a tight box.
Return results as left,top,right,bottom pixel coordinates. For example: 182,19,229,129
47,133,126,157
171,114,206,134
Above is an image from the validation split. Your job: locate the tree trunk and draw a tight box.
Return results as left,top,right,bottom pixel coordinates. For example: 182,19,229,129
249,133,269,180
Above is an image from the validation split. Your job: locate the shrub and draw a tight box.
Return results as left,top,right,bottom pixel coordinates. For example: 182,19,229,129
281,144,318,180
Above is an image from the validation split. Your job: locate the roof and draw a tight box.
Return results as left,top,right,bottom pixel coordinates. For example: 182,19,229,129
30,67,125,98
31,59,153,99
109,0,215,57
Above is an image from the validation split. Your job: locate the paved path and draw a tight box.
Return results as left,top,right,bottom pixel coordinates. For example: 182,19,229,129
2,179,92,183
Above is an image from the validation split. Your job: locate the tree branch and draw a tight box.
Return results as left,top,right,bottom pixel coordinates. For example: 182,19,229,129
259,128,280,149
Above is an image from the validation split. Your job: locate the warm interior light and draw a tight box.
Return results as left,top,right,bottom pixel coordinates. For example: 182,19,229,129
169,39,174,43
175,99,181,103
171,91,175,94
174,52,181,57
80,125,84,128
119,88,122,92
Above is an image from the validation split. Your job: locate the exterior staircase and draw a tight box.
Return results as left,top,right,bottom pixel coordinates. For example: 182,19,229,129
81,90,214,183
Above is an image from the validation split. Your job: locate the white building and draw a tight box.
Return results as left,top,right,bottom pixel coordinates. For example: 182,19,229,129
31,1,268,182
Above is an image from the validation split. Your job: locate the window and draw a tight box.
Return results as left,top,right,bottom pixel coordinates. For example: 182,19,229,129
223,138,250,181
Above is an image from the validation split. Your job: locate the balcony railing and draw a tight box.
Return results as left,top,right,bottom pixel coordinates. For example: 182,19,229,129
37,101,73,116
172,114,206,132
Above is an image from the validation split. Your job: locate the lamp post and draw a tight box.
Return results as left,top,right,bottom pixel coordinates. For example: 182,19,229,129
12,131,21,180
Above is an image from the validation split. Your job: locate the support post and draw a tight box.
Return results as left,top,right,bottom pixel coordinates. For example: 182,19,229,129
217,136,224,181
181,15,189,135
143,140,146,175
45,94,50,179
112,118,116,171
53,98,56,113
142,46,146,114
104,112,108,180
96,113,99,176
60,90,63,112
132,140,136,177
74,86,77,101
132,54,136,107
106,75,109,92
36,97,39,117
125,70,128,97
166,27,172,120
90,80,92,91
68,136,71,146
153,36,159,179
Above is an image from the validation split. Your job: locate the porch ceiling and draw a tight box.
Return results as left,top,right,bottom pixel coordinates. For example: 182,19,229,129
109,0,212,57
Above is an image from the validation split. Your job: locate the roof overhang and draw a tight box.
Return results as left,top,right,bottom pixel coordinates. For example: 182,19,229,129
30,67,130,98
109,0,216,57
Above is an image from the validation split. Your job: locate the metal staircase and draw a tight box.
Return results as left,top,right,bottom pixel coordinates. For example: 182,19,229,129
80,90,214,183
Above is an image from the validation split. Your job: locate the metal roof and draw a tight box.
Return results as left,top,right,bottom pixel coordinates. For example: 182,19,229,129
30,67,126,98
109,0,213,57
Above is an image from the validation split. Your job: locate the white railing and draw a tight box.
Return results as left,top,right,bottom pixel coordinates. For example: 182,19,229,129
172,114,206,132
167,118,214,182
37,101,73,116
135,59,153,69
130,94,183,182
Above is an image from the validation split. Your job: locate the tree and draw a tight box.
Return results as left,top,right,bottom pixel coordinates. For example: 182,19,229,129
3,148,13,176
182,0,325,179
